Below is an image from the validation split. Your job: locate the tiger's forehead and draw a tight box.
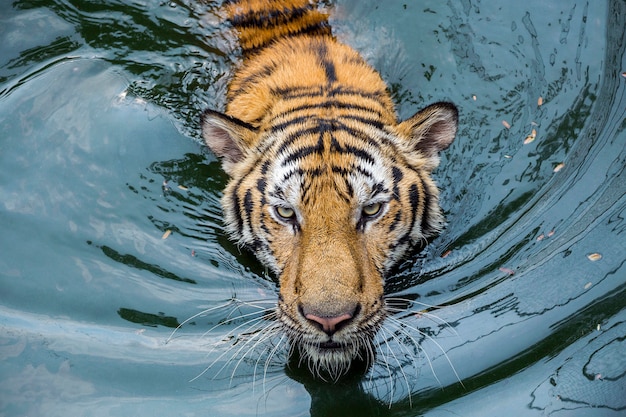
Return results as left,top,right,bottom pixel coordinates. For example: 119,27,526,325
264,120,395,207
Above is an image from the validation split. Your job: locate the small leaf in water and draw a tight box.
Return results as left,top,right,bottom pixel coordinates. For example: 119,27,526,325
162,229,172,240
587,253,602,261
537,96,543,106
523,128,537,144
553,163,565,172
502,120,511,129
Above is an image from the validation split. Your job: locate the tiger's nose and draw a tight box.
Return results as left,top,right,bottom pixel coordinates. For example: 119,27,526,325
301,304,360,336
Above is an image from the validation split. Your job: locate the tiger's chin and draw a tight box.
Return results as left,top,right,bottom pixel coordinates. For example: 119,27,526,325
289,337,376,382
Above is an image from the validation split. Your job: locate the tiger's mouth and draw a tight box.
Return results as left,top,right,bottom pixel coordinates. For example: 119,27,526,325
290,336,375,380
317,341,344,350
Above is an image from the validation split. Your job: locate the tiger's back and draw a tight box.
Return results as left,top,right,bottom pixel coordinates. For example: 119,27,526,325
202,0,458,379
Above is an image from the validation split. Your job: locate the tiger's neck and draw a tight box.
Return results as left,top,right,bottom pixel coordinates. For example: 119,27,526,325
224,0,332,56
222,1,397,135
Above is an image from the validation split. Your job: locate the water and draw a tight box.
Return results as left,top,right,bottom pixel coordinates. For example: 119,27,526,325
1,0,624,416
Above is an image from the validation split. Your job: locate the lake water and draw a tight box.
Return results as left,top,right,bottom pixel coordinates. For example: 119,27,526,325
1,1,625,416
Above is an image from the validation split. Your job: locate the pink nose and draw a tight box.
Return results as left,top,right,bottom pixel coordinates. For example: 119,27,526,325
305,312,354,335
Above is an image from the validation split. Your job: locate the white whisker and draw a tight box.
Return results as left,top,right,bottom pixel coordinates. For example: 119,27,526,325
228,322,280,384
166,300,235,343
262,333,287,394
385,314,463,389
384,315,440,387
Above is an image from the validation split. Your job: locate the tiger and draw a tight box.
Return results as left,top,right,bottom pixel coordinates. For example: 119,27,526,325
201,0,458,380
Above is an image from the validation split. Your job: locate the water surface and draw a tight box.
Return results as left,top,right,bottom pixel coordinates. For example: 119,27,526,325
1,0,625,416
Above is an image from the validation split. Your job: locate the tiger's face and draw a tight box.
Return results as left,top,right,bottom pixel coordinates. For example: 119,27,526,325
202,99,457,378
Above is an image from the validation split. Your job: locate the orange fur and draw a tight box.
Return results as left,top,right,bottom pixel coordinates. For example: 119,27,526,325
201,0,458,379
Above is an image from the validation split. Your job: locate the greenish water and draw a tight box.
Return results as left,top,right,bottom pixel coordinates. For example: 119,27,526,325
1,1,625,416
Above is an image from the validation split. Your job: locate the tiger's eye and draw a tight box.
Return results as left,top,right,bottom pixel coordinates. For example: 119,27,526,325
362,202,382,217
276,206,295,220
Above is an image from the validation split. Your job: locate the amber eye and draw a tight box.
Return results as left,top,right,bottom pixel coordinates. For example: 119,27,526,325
275,206,296,221
362,202,382,217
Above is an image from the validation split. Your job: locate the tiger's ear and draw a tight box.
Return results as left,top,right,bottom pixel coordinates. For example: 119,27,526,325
201,109,258,175
398,102,458,168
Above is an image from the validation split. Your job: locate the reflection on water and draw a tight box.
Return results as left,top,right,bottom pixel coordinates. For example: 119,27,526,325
0,0,625,416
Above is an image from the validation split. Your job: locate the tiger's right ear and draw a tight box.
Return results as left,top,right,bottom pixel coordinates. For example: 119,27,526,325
201,110,258,175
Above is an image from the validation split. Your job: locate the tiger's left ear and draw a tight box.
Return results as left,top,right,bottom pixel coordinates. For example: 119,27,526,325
398,102,458,168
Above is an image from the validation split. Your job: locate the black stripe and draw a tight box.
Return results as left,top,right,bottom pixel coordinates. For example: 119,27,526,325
331,164,374,181
269,101,385,125
228,5,312,29
330,136,378,164
271,115,314,134
408,183,421,224
388,210,402,232
230,178,245,236
272,85,387,103
279,167,304,184
280,142,325,166
345,179,354,199
339,114,384,130
256,178,267,194
331,122,383,150
272,118,383,150
419,176,434,236
388,182,420,250
275,124,322,154
229,62,278,97
260,160,271,175
392,167,403,200
272,85,320,99
310,40,337,83
372,182,388,196
279,166,327,185
243,188,255,232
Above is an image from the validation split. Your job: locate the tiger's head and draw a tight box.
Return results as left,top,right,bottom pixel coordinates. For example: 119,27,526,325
201,99,457,379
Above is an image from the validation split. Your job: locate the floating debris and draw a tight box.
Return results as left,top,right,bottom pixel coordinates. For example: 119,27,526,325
553,163,565,172
177,185,188,191
587,253,602,261
537,230,556,240
502,120,511,129
472,94,477,101
537,96,543,106
499,267,515,275
584,282,592,290
622,71,626,78
162,229,172,240
523,128,537,144
441,250,452,258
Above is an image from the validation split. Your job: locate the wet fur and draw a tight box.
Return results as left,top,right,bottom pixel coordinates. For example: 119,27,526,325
200,0,458,380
